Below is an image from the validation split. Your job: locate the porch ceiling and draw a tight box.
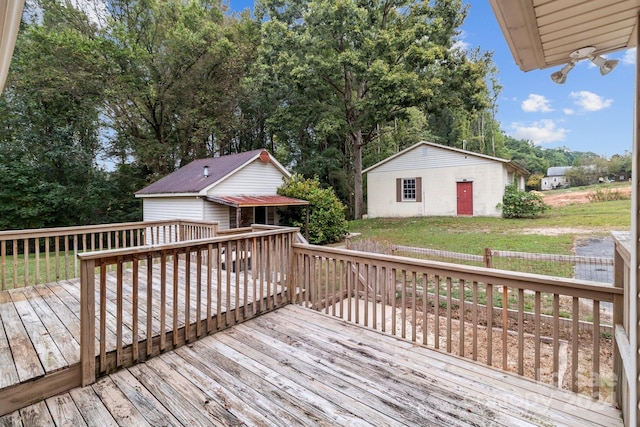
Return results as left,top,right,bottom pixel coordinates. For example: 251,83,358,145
489,0,640,71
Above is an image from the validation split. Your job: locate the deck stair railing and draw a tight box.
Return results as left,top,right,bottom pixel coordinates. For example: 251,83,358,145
0,220,218,290
293,242,622,404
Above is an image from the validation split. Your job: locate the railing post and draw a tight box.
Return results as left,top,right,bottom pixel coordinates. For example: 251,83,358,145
613,233,630,414
80,258,96,386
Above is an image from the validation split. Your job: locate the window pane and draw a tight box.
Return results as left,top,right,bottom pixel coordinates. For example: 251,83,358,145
403,178,416,200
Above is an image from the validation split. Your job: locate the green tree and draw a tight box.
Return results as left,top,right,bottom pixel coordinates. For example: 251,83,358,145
277,175,347,244
0,3,113,229
257,0,487,219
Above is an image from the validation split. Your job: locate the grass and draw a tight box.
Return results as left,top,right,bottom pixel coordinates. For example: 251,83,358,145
349,197,630,256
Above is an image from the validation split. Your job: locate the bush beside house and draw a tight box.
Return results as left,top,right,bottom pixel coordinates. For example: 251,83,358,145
277,175,347,244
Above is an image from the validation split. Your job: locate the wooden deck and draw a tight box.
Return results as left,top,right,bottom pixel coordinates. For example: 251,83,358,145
1,304,623,426
0,262,273,391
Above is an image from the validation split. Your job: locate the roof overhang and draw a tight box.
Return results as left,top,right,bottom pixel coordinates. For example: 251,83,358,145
0,0,24,91
206,195,308,208
489,0,640,71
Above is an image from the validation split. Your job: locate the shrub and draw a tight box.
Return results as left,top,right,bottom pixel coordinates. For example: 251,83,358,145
499,184,549,218
587,188,630,202
277,174,348,244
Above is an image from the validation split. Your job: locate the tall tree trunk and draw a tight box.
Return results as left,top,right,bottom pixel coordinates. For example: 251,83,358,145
353,130,363,219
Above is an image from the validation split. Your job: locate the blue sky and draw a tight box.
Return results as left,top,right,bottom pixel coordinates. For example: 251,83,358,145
228,0,635,158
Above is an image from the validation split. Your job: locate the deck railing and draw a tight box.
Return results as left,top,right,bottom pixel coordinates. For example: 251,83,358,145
0,220,218,290
293,243,622,403
79,226,299,385
611,231,634,425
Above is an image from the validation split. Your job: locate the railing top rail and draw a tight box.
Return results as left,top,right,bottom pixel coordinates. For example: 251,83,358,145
0,219,219,239
78,226,300,262
294,243,622,300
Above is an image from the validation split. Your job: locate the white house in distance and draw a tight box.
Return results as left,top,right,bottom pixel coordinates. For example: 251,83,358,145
364,141,528,218
540,166,571,190
135,149,308,230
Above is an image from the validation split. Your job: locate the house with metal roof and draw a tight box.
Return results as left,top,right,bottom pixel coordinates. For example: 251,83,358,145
541,166,572,190
135,149,307,231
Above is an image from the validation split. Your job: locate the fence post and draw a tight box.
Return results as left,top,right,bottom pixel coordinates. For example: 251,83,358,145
484,248,493,268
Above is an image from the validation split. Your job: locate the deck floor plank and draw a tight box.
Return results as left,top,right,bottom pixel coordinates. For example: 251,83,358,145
18,401,53,426
90,376,151,426
161,350,295,427
278,305,620,427
0,292,44,382
7,288,67,373
68,386,119,427
45,393,88,427
22,286,80,365
128,357,243,426
107,369,182,426
0,410,22,427
176,342,364,427
226,319,505,427
0,295,19,389
216,325,427,427
9,304,624,426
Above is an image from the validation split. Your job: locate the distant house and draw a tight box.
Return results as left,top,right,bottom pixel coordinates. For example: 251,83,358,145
540,166,572,190
364,141,528,218
135,149,308,230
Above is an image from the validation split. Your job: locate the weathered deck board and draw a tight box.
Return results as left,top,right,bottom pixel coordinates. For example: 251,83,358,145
0,292,44,382
5,305,623,427
0,263,276,393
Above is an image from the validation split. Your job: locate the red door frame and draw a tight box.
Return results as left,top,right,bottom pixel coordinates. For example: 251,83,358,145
456,182,473,216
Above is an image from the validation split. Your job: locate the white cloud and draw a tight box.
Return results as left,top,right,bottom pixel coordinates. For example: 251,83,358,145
521,94,553,113
623,49,636,65
511,119,568,144
452,30,470,51
452,39,470,51
563,108,574,115
570,91,613,111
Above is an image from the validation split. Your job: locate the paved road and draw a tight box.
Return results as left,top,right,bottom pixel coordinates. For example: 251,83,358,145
574,235,613,313
574,235,613,283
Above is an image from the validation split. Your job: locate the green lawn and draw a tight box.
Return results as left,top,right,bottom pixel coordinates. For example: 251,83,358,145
349,197,630,256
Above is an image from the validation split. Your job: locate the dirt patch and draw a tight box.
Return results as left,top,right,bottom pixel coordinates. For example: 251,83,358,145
518,227,594,236
539,186,631,207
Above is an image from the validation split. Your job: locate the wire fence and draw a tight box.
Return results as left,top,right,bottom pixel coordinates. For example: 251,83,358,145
345,239,613,284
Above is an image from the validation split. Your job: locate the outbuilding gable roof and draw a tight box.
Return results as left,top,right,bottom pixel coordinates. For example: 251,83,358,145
546,166,572,177
135,149,289,196
363,141,528,176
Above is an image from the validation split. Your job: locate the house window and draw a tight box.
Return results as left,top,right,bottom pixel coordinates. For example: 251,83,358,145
396,177,422,202
403,178,416,201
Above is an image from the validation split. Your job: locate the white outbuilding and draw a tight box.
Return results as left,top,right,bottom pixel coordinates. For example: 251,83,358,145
364,141,528,218
135,149,308,230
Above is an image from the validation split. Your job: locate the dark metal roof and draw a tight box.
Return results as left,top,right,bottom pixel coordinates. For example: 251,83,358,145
206,195,309,208
135,149,268,195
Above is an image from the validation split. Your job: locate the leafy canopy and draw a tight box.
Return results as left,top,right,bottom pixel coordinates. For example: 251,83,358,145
277,175,348,244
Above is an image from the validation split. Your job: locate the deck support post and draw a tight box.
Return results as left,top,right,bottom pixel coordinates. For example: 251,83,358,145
80,259,96,386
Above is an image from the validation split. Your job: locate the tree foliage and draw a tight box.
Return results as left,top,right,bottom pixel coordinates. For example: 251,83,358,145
0,0,631,231
257,0,489,218
277,175,347,244
499,184,549,219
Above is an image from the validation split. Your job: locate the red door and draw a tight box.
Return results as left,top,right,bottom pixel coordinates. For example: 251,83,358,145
457,182,473,216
